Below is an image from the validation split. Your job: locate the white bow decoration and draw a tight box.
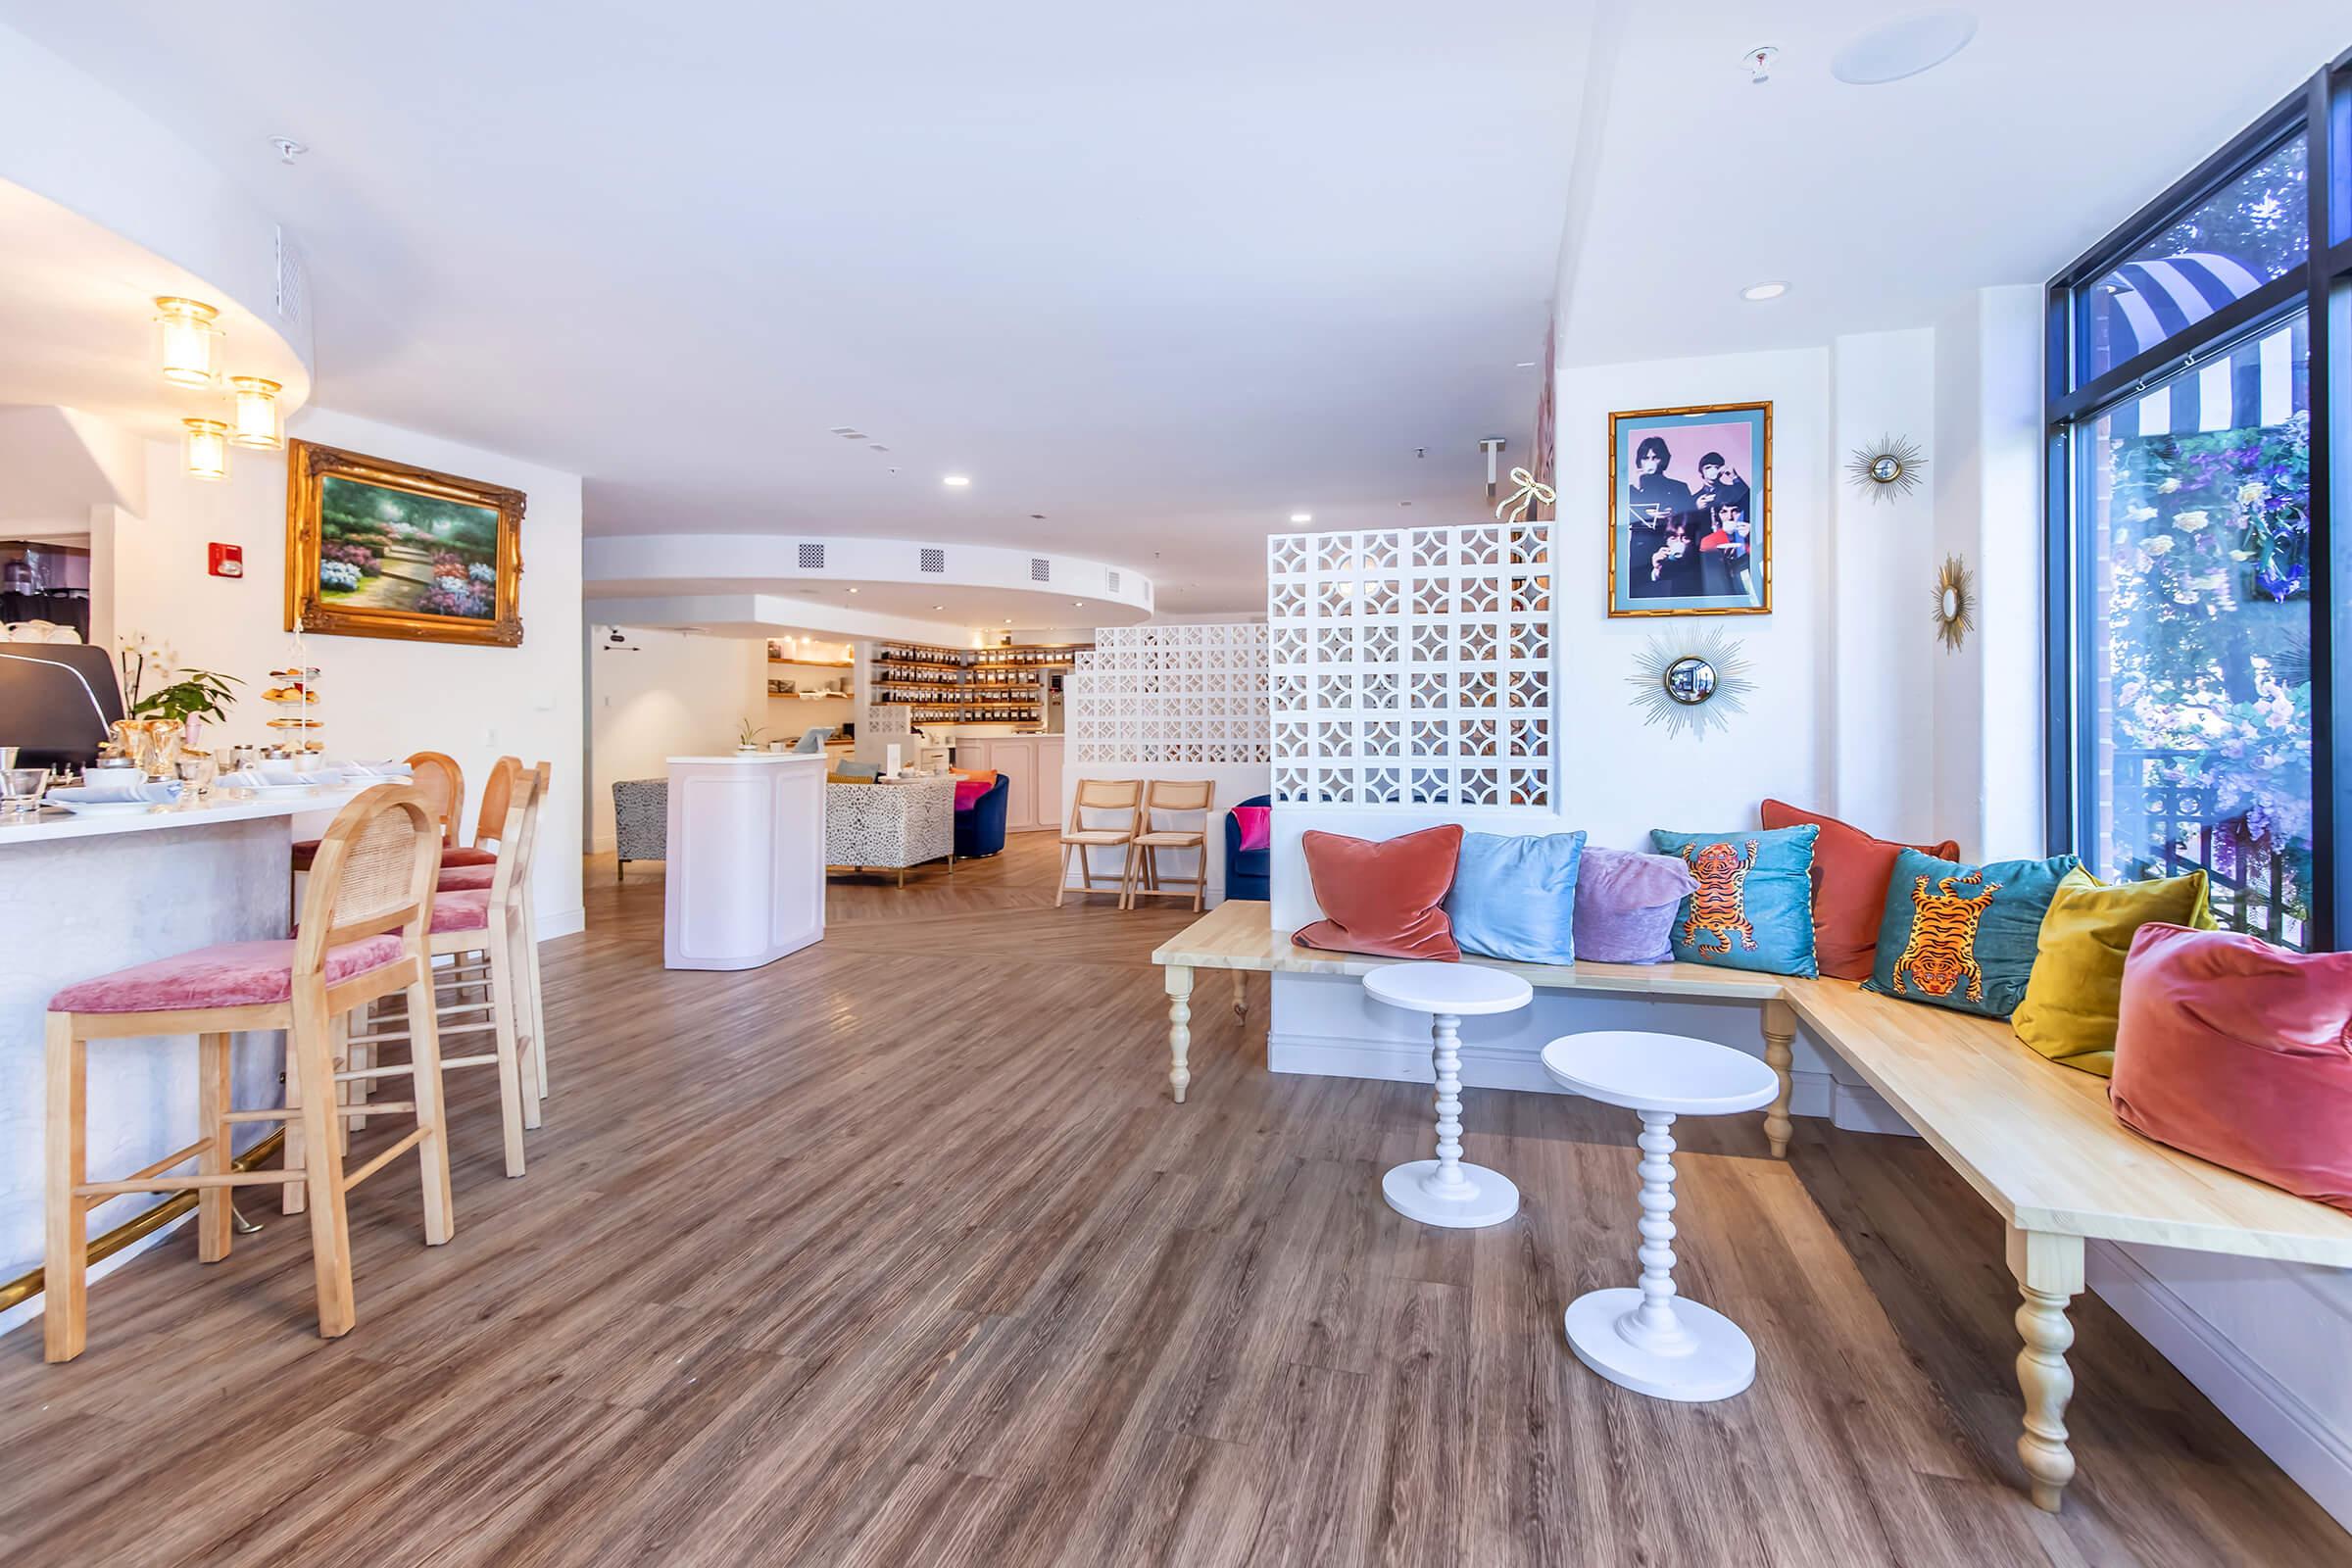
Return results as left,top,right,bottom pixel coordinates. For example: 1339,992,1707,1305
1494,466,1555,524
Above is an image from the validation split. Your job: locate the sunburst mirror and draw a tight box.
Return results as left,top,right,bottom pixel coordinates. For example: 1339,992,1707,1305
1933,555,1976,652
1846,433,1927,503
1628,630,1753,740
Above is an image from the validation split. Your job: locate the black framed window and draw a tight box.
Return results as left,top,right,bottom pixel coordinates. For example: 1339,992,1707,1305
2046,50,2352,950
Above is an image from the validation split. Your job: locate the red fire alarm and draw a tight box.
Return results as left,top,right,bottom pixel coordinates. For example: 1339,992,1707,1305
208,543,244,578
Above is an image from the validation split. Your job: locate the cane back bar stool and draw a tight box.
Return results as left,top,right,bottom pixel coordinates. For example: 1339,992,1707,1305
349,762,550,1175
440,754,522,870
42,783,456,1362
294,749,467,872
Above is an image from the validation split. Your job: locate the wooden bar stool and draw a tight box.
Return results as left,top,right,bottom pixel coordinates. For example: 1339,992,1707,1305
439,754,521,871
1123,779,1215,911
294,749,466,872
1055,778,1142,908
351,762,549,1174
42,784,455,1362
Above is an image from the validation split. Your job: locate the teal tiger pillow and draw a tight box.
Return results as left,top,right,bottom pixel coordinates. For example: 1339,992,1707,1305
1862,848,2082,1018
1646,824,1820,977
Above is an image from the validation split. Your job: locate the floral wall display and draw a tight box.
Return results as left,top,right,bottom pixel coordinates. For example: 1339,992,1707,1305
1266,523,1554,806
1068,622,1270,765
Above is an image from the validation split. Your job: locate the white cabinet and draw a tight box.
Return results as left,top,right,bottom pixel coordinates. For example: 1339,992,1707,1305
954,735,1064,832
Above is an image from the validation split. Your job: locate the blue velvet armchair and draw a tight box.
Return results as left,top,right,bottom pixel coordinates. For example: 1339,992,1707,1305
1223,793,1271,902
955,773,1011,859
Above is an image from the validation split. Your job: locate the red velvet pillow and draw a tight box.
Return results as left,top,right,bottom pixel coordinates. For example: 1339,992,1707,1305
2110,924,2352,1213
1760,799,1960,981
1293,825,1463,961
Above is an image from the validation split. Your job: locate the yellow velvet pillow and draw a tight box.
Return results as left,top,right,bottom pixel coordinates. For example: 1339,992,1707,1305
2012,867,2216,1075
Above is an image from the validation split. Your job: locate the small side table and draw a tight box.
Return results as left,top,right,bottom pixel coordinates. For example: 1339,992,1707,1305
1363,962,1535,1228
1541,1030,1778,1402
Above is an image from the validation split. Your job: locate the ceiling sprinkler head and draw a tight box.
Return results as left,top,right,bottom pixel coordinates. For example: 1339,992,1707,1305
1745,45,1780,85
270,136,309,165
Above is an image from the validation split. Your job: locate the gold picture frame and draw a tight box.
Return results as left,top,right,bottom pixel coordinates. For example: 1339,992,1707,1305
285,439,525,646
1607,401,1772,617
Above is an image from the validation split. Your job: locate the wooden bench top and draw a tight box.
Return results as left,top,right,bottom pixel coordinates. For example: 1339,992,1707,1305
1156,902,2352,1269
1149,898,1784,1000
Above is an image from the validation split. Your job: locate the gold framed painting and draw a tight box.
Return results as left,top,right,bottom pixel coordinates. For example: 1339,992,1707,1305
1607,401,1771,616
284,439,526,646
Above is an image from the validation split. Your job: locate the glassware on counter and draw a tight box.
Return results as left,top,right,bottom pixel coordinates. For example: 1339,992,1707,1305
2,765,52,816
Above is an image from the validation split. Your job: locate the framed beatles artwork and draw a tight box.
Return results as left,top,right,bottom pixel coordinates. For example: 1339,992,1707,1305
1607,402,1771,616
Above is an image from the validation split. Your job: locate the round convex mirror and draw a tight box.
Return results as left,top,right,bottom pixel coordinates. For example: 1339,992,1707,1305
1941,587,1960,620
1872,454,1903,484
1662,656,1716,706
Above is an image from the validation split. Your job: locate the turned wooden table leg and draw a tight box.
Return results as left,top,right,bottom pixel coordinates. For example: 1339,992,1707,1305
1165,963,1194,1103
1760,998,1795,1157
2007,1228,2084,1512
1233,970,1248,1024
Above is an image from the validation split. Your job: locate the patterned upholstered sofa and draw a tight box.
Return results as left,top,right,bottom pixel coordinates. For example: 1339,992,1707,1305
612,777,666,880
824,777,955,887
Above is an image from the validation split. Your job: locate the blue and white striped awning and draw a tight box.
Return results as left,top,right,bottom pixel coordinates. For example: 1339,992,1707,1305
2099,251,2265,358
2096,255,2302,440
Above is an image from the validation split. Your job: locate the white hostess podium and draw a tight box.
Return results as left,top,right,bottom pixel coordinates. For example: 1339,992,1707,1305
662,753,829,970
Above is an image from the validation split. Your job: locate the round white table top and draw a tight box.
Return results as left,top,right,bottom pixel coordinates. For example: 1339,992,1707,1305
1364,961,1534,1017
1540,1031,1779,1115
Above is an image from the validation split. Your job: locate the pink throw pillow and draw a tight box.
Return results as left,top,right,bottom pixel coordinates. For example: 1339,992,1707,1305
1232,806,1271,853
953,778,991,810
2109,923,2352,1213
1293,825,1463,961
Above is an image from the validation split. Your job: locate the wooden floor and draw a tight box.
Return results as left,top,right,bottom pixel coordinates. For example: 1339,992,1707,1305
2,834,2340,1566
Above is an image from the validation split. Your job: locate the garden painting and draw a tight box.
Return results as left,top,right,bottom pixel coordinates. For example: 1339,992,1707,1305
318,476,499,619
285,440,525,647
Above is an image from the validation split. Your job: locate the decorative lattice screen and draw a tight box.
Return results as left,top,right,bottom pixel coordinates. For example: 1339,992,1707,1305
1267,523,1555,806
1069,623,1272,764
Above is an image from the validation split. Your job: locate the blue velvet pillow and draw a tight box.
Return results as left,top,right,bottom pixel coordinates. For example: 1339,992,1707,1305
1647,824,1821,977
1445,831,1587,964
1862,848,2082,1018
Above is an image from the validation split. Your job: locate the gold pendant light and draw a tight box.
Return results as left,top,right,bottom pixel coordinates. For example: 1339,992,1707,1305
228,375,284,448
181,417,230,481
153,297,222,387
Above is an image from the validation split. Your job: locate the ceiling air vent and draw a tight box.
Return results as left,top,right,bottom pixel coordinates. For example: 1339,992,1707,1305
1030,557,1051,583
919,548,945,574
799,543,825,569
273,225,310,332
1105,568,1121,594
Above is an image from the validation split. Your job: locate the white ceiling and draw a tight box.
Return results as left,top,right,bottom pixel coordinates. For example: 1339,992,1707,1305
0,1,1593,613
1556,1,2351,367
9,2,2347,614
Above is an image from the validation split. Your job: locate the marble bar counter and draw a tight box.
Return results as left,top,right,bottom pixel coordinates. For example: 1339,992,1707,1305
0,784,368,1331
664,753,828,970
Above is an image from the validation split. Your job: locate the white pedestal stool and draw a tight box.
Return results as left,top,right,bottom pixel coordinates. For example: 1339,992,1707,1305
1541,1030,1779,1402
1363,962,1535,1228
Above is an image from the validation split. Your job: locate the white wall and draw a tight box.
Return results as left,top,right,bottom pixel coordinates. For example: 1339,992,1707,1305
586,624,765,852
113,406,587,937
1548,344,1836,845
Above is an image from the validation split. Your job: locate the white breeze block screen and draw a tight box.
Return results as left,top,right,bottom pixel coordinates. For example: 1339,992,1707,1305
1069,622,1272,764
1267,523,1555,807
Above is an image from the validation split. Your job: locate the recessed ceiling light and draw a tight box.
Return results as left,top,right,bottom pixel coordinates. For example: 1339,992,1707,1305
1003,618,1013,625
932,604,945,611
943,474,971,488
1740,280,1789,302
1833,11,1977,85
847,587,859,594
1289,513,1312,524
1515,361,1538,368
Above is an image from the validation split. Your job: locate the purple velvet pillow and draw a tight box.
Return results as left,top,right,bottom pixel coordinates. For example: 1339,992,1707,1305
1573,847,1700,964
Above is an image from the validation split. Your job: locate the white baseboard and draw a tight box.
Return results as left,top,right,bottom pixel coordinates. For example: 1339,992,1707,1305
2086,1241,2352,1531
538,906,586,942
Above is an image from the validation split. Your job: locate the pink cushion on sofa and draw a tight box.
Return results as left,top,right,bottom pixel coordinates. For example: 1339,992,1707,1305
438,863,497,891
954,778,991,810
50,935,406,1014
2109,924,2352,1213
1232,806,1271,853
430,889,492,934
